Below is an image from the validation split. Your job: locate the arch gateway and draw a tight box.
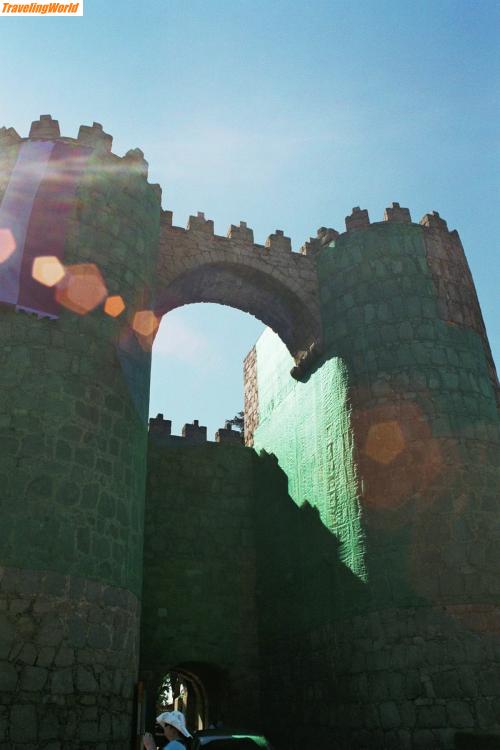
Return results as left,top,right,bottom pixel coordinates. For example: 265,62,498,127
0,116,499,750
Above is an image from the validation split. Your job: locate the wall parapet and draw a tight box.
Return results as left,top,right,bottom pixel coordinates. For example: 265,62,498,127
148,414,244,446
0,114,162,197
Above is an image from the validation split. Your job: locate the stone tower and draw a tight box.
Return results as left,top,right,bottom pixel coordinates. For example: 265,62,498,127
246,206,500,748
0,116,161,748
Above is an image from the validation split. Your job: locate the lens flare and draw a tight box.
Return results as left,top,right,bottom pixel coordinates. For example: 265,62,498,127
132,310,159,337
32,256,66,287
104,295,126,318
132,310,160,350
55,263,107,315
0,228,16,263
365,420,405,465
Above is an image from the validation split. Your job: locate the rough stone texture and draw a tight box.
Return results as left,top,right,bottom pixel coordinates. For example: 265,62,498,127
154,210,322,365
243,345,259,446
422,217,499,398
0,125,161,592
141,438,261,728
2,118,499,749
0,121,160,749
0,566,140,750
249,219,500,748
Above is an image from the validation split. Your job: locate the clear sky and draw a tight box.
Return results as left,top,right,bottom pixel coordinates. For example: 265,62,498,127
2,0,499,438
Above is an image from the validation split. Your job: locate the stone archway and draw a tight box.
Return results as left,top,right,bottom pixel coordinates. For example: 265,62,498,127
154,210,324,375
156,666,208,731
143,662,228,736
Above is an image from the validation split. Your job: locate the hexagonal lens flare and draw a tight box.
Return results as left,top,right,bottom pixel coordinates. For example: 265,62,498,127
0,228,16,263
364,420,405,465
132,310,159,337
104,295,126,318
132,310,160,350
55,263,107,315
32,256,66,287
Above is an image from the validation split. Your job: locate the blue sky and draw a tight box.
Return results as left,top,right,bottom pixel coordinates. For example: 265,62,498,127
2,0,499,438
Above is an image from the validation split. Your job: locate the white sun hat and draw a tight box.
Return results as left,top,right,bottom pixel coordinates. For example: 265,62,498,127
156,710,192,738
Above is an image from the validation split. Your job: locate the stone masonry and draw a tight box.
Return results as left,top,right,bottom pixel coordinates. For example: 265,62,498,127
0,117,499,750
155,211,325,371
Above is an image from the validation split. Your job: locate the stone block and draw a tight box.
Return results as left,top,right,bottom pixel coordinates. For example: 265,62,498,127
416,703,447,728
55,646,74,667
446,700,475,728
17,643,37,665
42,572,68,597
475,698,496,729
29,115,60,140
384,202,412,223
123,148,149,178
79,721,100,741
88,623,111,651
39,709,60,740
37,615,63,646
187,212,214,234
182,420,207,443
265,230,292,252
420,211,448,231
432,668,462,698
20,665,48,691
77,665,98,692
227,221,254,243
345,206,370,231
10,704,38,741
380,701,401,729
51,668,73,694
37,646,56,667
215,426,243,445
0,661,17,690
77,122,113,153
412,729,437,749
0,126,21,146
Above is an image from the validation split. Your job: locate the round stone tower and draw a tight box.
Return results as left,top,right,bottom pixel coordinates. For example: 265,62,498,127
0,116,161,748
247,204,500,748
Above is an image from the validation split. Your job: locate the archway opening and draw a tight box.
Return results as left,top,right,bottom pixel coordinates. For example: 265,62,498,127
149,662,228,736
150,302,265,441
156,668,206,733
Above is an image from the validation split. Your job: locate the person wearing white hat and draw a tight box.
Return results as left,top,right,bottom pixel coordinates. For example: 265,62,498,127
143,710,192,749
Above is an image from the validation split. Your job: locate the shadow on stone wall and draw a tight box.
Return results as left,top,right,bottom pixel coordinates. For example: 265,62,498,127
140,439,500,749
251,450,500,750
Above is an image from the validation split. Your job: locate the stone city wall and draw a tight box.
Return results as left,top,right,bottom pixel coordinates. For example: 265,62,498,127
141,436,260,728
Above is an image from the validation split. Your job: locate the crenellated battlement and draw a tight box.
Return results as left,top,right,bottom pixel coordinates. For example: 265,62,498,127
158,200,455,261
148,414,244,446
0,115,161,196
160,208,306,257
0,116,478,381
0,117,462,244
227,220,254,243
154,198,461,378
77,121,113,153
29,113,61,139
384,201,412,223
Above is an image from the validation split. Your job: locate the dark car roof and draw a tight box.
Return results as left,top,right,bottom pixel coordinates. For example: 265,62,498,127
193,729,273,747
195,729,266,736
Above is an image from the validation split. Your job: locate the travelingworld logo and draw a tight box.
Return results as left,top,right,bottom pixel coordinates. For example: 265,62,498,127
1,1,83,15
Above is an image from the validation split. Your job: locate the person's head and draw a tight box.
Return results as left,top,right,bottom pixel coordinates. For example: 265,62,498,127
163,722,182,743
156,710,192,743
